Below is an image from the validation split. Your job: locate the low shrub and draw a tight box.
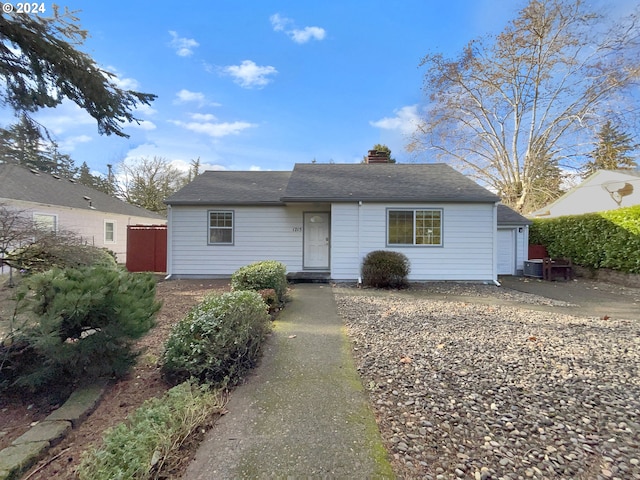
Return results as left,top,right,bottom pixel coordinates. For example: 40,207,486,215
77,380,224,480
231,260,288,303
2,266,161,392
361,250,411,289
161,290,270,387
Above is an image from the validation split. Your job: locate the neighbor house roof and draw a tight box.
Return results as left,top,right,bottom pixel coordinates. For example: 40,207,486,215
166,163,500,205
0,163,165,219
497,204,532,225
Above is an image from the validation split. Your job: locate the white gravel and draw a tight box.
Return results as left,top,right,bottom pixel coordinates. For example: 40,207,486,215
335,285,640,480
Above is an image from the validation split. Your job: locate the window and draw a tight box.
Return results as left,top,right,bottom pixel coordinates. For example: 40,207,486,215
208,210,233,244
388,209,442,246
104,221,115,243
33,213,57,232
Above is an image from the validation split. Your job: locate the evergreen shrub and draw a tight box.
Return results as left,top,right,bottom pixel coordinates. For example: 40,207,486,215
230,260,287,303
2,266,160,392
361,250,411,288
161,290,270,387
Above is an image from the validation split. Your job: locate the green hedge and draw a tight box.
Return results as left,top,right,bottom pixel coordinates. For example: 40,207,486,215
161,290,270,387
530,205,640,273
231,260,287,303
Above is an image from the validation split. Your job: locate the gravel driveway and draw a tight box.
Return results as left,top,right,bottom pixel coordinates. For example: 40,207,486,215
334,283,640,480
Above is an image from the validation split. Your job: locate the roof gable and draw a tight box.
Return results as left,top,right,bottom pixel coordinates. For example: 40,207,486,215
0,163,164,219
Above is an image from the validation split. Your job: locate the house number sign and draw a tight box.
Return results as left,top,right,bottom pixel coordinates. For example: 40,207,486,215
292,227,302,232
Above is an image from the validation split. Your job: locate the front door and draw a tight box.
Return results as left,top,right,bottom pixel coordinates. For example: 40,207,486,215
303,212,330,269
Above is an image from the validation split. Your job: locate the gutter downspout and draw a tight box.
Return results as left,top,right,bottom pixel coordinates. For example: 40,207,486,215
357,200,362,285
164,205,173,280
493,202,499,286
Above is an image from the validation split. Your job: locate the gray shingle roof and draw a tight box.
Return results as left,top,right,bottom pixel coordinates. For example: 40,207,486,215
165,163,500,205
164,171,292,205
0,163,165,219
282,163,500,203
497,204,532,225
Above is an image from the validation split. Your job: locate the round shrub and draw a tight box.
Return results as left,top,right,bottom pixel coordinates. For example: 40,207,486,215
161,290,270,387
231,260,287,303
361,250,410,289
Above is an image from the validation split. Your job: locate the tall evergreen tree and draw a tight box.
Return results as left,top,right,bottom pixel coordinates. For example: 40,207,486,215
0,7,156,137
581,121,639,178
0,115,77,176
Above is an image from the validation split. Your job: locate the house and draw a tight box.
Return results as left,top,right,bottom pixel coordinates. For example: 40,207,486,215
530,169,640,218
0,163,165,263
165,157,530,282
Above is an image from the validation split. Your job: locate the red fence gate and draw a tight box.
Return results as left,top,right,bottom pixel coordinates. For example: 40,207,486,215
126,225,167,273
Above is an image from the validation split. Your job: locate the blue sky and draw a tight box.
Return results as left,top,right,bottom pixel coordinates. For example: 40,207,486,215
3,0,629,176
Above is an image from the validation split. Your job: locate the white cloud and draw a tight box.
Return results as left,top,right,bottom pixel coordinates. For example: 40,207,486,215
129,120,157,131
270,13,326,44
190,113,217,122
135,104,158,116
174,89,205,104
105,66,140,90
170,158,226,173
58,135,92,152
249,165,262,171
269,13,291,32
169,31,199,57
290,26,326,44
171,119,256,138
370,105,421,135
222,60,277,89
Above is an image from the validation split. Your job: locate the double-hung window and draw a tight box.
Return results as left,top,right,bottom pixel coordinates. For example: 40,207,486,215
387,209,442,246
104,221,115,243
208,210,233,244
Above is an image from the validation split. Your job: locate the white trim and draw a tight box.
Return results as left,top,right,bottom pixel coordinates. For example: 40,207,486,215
104,219,116,244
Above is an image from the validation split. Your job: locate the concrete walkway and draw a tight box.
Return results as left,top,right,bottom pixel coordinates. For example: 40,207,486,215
183,284,394,479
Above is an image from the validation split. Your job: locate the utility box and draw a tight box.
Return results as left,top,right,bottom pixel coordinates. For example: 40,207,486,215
523,259,543,278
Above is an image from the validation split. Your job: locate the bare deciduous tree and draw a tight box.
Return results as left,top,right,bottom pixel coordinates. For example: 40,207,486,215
115,156,186,215
408,0,640,212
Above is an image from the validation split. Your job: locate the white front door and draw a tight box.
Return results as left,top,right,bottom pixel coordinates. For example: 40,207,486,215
497,229,515,275
303,212,330,269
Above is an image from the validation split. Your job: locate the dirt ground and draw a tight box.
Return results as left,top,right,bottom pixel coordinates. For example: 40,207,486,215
0,278,230,479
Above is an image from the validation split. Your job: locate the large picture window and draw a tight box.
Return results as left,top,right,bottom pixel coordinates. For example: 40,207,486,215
208,210,233,244
388,209,442,246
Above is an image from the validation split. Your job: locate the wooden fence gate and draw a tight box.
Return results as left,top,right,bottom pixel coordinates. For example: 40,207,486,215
126,225,167,273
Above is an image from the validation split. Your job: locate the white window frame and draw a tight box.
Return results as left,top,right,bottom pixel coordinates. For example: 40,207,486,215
208,210,234,245
387,208,443,246
104,220,116,243
33,213,58,233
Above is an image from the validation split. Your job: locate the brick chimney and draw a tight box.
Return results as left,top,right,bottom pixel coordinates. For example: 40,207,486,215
365,149,390,164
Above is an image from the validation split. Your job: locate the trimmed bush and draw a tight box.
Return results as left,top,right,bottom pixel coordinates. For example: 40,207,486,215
77,380,223,480
2,266,160,392
231,260,287,303
361,250,411,289
530,204,640,273
161,290,270,387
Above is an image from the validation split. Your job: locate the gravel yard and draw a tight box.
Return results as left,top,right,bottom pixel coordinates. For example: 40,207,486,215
335,285,640,480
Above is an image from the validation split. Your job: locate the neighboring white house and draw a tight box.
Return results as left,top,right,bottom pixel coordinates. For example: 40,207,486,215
0,163,166,263
164,161,530,282
530,169,640,218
